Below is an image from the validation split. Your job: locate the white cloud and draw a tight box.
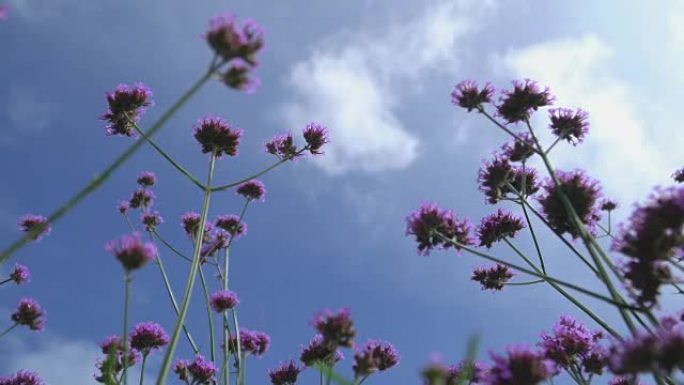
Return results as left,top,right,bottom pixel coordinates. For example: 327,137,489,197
2,85,58,146
495,35,680,206
281,0,494,174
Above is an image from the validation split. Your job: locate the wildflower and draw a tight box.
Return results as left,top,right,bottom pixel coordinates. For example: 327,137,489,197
511,166,540,197
142,211,164,231
497,79,554,124
420,361,450,385
478,156,514,204
608,332,659,374
303,122,330,155
311,308,356,348
129,188,155,210
11,298,45,331
230,328,270,356
673,167,684,183
9,264,30,285
300,334,344,367
486,345,556,385
206,14,265,66
268,361,303,385
448,360,489,384
18,214,51,241
95,335,139,382
136,171,156,187
265,133,300,160
101,83,153,137
210,290,239,312
549,108,589,145
221,60,260,93
406,203,474,255
471,265,514,291
500,133,536,162
106,233,156,272
193,116,243,157
0,5,8,21
539,316,604,371
129,322,169,356
352,340,399,378
0,370,45,385
538,170,603,238
477,209,525,248
622,260,672,307
181,212,203,239
174,355,217,385
236,180,266,201
117,200,130,214
451,80,495,112
215,215,247,239
600,199,618,212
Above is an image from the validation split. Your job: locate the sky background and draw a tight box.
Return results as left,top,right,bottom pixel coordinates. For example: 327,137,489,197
0,0,683,384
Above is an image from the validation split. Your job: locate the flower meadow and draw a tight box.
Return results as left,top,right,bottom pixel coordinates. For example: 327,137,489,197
2,7,684,385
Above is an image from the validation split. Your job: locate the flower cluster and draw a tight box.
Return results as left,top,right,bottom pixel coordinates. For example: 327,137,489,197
129,321,169,356
229,328,271,356
300,334,344,367
0,370,45,385
311,308,356,349
420,359,488,385
18,214,51,241
193,116,243,158
496,79,554,124
236,180,266,201
215,214,247,239
477,209,525,248
268,360,303,385
486,345,556,385
500,133,536,162
352,340,400,378
106,232,156,272
174,355,217,385
539,316,606,374
210,290,239,312
478,156,539,204
673,167,684,183
451,80,495,112
11,298,45,331
101,83,153,137
471,264,514,291
406,203,474,255
548,108,589,145
9,263,30,285
95,335,139,383
608,320,684,375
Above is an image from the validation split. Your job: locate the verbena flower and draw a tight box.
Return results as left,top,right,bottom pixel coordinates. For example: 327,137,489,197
141,211,164,231
136,171,156,187
10,263,30,285
0,370,45,385
129,322,169,356
193,116,243,157
486,345,556,385
174,355,217,385
11,298,46,331
0,5,8,21
300,334,344,367
538,170,603,238
478,156,514,204
265,133,301,160
448,360,489,384
406,203,474,255
95,335,139,383
496,80,553,124
600,199,618,212
181,212,204,239
352,340,400,378
539,316,604,373
101,83,153,137
18,214,51,241
210,290,239,312
471,265,514,291
215,215,247,239
236,180,266,201
607,328,680,375
230,328,270,356
477,209,525,248
106,232,156,272
268,360,303,385
451,80,495,112
311,308,356,348
500,133,536,162
221,60,261,93
621,260,672,308
206,14,265,66
549,108,589,145
129,188,155,210
117,200,130,214
303,122,330,155
200,229,230,258
673,167,684,183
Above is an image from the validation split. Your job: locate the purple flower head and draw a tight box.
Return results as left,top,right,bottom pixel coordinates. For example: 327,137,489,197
486,345,556,385
141,211,164,231
230,328,270,356
210,290,239,312
673,167,684,183
18,214,51,241
406,203,474,255
101,83,153,137
471,264,514,291
268,360,303,385
511,166,540,197
193,116,243,158
129,188,155,210
451,80,495,112
477,156,514,204
448,360,489,384
600,199,618,212
311,308,356,348
608,332,659,375
549,108,589,145
496,79,554,124
221,60,261,93
173,359,191,382
621,259,672,307
136,171,157,187
0,5,8,21
106,232,156,272
538,169,603,239
236,180,266,201
420,360,450,385
477,209,525,248
0,370,45,385
181,212,210,240
500,133,536,162
303,122,330,155
129,321,169,355
300,334,344,367
215,215,247,239
200,228,230,259
10,264,30,285
352,340,400,377
539,316,603,370
11,298,45,331
265,133,301,160
180,355,217,385
100,335,124,354
206,14,265,66
117,200,130,214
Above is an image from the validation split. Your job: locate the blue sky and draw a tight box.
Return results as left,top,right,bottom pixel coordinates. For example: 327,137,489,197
0,1,683,384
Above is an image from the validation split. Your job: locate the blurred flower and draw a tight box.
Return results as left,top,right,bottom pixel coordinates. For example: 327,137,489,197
117,200,131,214
478,156,514,204
236,180,266,201
268,360,303,385
136,171,157,187
471,265,513,291
303,122,330,155
549,108,589,145
215,215,247,239
451,80,494,112
0,370,45,385
230,328,270,356
18,214,51,241
142,211,164,231
352,340,399,378
221,60,260,93
210,290,239,312
265,133,301,160
311,308,356,348
174,355,217,385
496,80,553,124
129,188,155,210
9,263,30,285
101,83,153,137
0,5,8,21
600,199,618,212
609,376,643,385
539,316,604,373
673,167,684,183
300,334,344,367
11,298,46,331
477,209,525,248
106,232,156,272
129,322,169,356
448,360,489,384
406,203,474,255
206,14,264,66
194,116,243,158
486,345,556,385
500,133,536,162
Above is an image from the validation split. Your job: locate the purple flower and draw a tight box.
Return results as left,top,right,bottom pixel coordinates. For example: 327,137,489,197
448,360,489,384
206,14,265,66
215,215,247,239
129,322,169,355
101,83,153,137
9,264,30,285
265,133,301,160
117,200,131,214
303,122,330,155
221,60,261,93
129,188,155,210
549,108,589,145
200,229,230,258
100,335,124,354
300,334,344,367
11,298,45,331
18,214,51,241
236,180,266,201
136,171,157,187
0,5,8,21
0,370,45,385
600,199,618,212
538,169,603,239
174,355,217,385
181,212,203,239
142,211,164,231
352,340,400,377
95,335,139,382
230,328,271,356
486,345,556,385
539,316,604,371
477,156,514,204
406,203,474,255
471,264,514,291
496,80,554,124
477,209,525,248
500,133,536,162
622,260,672,308
673,167,684,183
608,332,659,375
451,80,495,112
193,116,243,157
106,232,156,272
210,290,239,312
268,360,303,385
311,308,356,349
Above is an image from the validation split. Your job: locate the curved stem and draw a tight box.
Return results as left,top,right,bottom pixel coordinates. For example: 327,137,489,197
211,148,308,192
153,231,192,263
198,265,217,363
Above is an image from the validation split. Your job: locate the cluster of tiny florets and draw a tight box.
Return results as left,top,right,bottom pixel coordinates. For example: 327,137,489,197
0,370,45,385
129,321,169,356
9,263,30,285
236,180,266,201
352,340,400,378
210,290,240,312
18,214,51,241
229,328,271,356
472,264,514,291
608,321,684,375
673,167,684,183
101,83,153,137
451,80,495,112
539,316,606,374
486,345,556,385
268,360,303,385
174,355,217,385
496,80,554,124
500,133,536,162
477,209,526,248
193,116,243,158
548,108,589,145
311,308,356,348
300,334,344,367
106,232,156,272
406,203,474,255
11,298,46,331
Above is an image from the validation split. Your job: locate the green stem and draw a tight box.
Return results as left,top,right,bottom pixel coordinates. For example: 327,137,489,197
154,231,192,262
0,278,12,286
505,279,544,286
211,148,308,192
123,273,132,385
477,109,542,155
520,200,546,274
0,323,18,339
232,308,243,383
139,355,147,385
156,153,217,385
198,265,217,363
237,352,246,385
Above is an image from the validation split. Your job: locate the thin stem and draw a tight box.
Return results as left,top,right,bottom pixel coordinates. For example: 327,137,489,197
198,265,217,363
545,137,563,154
0,278,12,286
505,279,544,286
122,273,132,385
520,201,546,274
232,308,243,383
211,148,308,192
237,352,246,385
0,323,18,339
477,109,543,155
139,355,147,385
156,153,217,385
153,231,192,263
